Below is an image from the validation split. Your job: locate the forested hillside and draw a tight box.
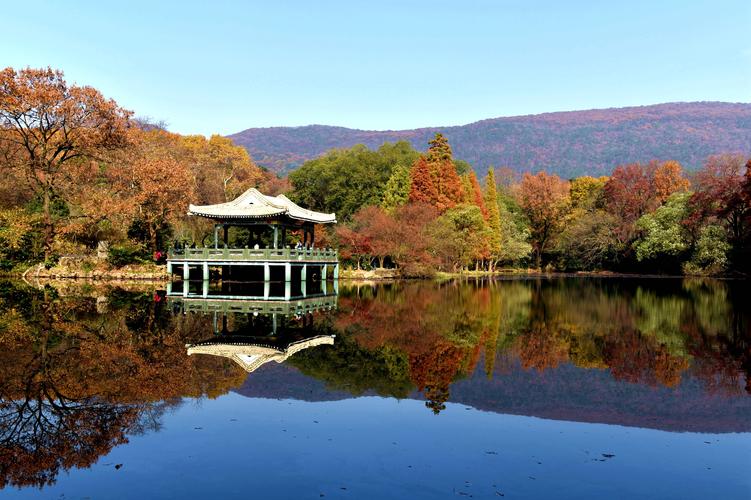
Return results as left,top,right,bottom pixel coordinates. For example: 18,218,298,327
229,102,751,177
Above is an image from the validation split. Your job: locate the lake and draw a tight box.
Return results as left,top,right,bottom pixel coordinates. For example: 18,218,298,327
1,277,749,499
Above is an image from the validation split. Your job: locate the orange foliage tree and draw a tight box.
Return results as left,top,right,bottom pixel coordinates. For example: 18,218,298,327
516,172,571,267
0,67,132,261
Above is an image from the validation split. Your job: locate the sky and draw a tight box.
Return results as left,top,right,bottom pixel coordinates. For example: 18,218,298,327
2,0,749,136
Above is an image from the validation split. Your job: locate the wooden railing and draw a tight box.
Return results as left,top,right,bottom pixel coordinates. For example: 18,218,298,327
167,247,338,262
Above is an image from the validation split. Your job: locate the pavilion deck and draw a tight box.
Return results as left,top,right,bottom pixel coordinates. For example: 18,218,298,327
167,247,339,282
167,247,338,264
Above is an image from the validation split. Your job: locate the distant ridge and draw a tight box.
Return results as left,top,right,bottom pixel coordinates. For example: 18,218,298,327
228,102,751,178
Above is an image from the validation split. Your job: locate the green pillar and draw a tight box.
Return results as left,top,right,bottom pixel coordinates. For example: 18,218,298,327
284,262,291,282
301,264,307,281
263,263,270,281
273,225,279,249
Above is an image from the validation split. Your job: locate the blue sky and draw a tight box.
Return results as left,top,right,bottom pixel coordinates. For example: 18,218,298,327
3,0,749,135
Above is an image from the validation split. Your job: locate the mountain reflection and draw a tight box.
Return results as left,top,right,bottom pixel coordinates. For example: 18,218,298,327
0,277,750,489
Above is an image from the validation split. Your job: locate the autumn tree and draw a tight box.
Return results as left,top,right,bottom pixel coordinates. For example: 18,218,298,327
468,170,487,219
127,155,194,252
181,134,262,203
688,154,751,272
604,161,689,245
408,156,440,206
0,67,131,262
516,172,570,268
483,168,502,269
409,133,464,212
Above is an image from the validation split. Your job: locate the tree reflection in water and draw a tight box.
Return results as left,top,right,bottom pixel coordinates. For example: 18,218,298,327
0,277,749,489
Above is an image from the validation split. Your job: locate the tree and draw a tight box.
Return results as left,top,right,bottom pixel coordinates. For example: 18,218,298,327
409,156,440,206
349,206,398,268
483,169,502,268
380,162,411,213
181,134,262,203
0,67,131,262
468,170,487,219
634,192,691,264
290,141,418,221
410,133,464,213
689,155,751,270
604,161,689,245
127,155,194,252
516,172,570,268
429,205,487,271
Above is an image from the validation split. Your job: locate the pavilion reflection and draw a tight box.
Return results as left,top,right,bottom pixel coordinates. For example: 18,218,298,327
168,280,338,373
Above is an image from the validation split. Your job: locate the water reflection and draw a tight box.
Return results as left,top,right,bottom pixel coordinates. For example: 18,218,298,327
0,277,750,492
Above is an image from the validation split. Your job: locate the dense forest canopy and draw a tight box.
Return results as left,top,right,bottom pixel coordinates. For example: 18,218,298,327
1,66,750,276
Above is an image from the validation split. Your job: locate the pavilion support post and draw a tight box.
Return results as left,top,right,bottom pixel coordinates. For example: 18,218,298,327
273,225,279,249
202,262,209,281
263,280,270,300
223,225,229,248
202,279,209,298
284,281,291,300
263,263,270,281
183,262,190,280
214,225,220,249
284,262,291,282
322,264,328,280
166,261,172,275
333,263,339,280
301,277,307,297
301,264,307,281
322,277,327,295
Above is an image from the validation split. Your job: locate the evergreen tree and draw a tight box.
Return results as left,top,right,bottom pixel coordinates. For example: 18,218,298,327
469,171,488,219
460,174,474,204
381,163,411,213
409,157,440,207
484,169,503,267
417,133,465,212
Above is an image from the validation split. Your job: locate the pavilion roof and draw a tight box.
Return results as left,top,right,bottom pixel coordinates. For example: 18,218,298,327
188,188,336,224
186,335,335,373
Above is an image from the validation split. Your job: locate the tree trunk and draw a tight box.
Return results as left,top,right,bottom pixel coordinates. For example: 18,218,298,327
149,223,159,253
42,185,53,263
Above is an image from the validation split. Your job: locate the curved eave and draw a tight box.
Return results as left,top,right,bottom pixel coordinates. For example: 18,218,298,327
187,210,337,224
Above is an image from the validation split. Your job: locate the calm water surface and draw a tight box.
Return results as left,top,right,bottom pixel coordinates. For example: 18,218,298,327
1,278,750,499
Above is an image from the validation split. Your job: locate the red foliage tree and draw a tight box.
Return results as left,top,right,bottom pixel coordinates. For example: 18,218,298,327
689,154,751,245
469,170,488,219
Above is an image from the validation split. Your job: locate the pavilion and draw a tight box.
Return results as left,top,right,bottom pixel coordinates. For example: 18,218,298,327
167,188,338,282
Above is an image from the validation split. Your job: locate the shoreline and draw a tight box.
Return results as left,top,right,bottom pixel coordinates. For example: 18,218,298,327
4,265,736,284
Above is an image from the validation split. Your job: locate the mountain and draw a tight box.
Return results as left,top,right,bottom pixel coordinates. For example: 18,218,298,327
235,360,751,434
228,102,751,178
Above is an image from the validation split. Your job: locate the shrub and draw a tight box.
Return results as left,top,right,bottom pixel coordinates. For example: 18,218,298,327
108,242,150,268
